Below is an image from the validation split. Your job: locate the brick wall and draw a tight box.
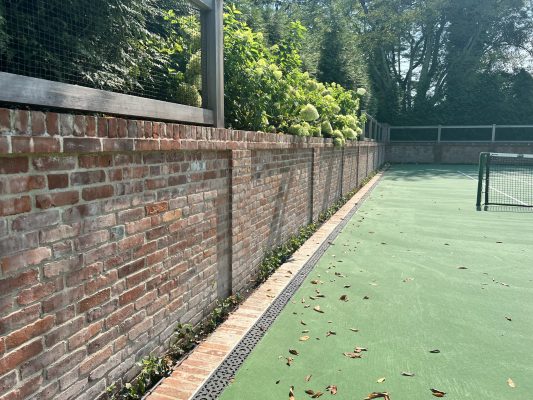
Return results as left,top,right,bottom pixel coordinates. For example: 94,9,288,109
0,108,384,400
387,142,533,164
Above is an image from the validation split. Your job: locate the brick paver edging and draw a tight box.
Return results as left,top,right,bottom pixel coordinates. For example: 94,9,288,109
147,169,386,400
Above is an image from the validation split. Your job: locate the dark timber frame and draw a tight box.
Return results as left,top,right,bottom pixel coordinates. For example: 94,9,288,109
0,0,224,127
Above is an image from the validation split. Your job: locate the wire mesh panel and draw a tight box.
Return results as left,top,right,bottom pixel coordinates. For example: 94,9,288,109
390,127,438,141
477,152,533,208
0,0,204,107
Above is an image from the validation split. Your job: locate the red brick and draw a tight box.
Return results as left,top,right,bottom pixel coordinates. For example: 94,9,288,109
47,174,69,189
105,304,134,329
85,270,118,295
118,118,127,138
42,256,81,277
33,155,76,171
71,170,105,186
33,137,61,153
108,118,118,138
0,108,11,133
0,339,42,376
82,185,114,201
46,348,86,380
0,157,28,174
0,197,30,217
0,304,40,335
46,113,59,136
11,136,31,153
146,201,169,216
97,117,108,137
66,262,103,286
17,281,58,305
19,342,65,380
0,374,42,400
14,110,30,134
0,371,16,394
0,269,38,294
79,154,112,169
78,288,111,312
0,137,9,154
31,111,46,135
5,316,55,350
5,175,45,194
118,233,144,252
36,191,79,209
68,321,102,350
63,137,102,153
1,247,51,275
119,285,144,306
79,345,113,375
42,287,85,314
102,138,134,152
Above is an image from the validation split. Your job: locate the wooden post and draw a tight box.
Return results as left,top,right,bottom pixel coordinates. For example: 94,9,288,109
201,0,225,128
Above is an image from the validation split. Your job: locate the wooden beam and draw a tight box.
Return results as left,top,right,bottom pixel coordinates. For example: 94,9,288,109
189,0,213,10
0,72,214,125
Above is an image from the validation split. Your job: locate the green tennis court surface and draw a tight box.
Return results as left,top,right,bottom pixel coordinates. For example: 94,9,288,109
220,165,533,399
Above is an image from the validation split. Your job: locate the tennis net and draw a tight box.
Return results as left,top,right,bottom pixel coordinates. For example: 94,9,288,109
477,152,533,208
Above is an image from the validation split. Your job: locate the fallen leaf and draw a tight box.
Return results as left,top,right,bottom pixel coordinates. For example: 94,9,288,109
286,357,293,366
304,305,310,308
314,306,324,313
350,328,359,332
301,320,307,326
354,347,368,352
311,392,323,398
289,349,299,356
402,277,414,283
326,385,337,395
302,298,306,303
429,349,440,353
377,377,386,383
289,386,296,400
457,266,468,269
505,316,512,321
305,375,312,382
305,390,315,396
363,296,370,300
300,336,310,341
364,392,390,399
430,388,446,397
302,329,309,333
316,294,326,298
401,372,415,377
343,352,362,359
339,295,349,302
326,331,336,337
311,280,320,285
276,380,280,384
309,296,317,300
344,285,352,288
507,378,516,388
370,282,378,286
334,272,345,277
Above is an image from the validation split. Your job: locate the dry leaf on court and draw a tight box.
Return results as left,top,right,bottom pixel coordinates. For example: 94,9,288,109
326,385,337,395
305,390,315,395
505,316,512,321
343,352,362,359
311,392,323,398
350,328,359,332
289,349,299,356
355,346,368,352
326,331,336,337
301,320,307,325
311,280,320,284
286,357,293,366
377,377,386,383
430,388,446,397
305,375,312,382
429,349,440,353
363,295,370,300
507,378,516,388
314,305,324,313
401,372,415,377
289,386,296,400
300,336,310,341
364,392,390,400
339,295,348,302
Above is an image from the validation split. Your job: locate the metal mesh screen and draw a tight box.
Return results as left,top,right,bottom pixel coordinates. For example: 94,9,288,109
478,153,533,207
0,0,203,106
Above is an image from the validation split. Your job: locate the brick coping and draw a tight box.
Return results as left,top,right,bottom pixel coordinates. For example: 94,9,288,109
147,169,386,400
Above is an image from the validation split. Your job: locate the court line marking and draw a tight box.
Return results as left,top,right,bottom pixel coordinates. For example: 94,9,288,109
457,170,528,205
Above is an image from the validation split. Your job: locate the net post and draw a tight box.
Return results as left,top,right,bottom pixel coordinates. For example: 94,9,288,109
484,153,491,206
476,152,486,209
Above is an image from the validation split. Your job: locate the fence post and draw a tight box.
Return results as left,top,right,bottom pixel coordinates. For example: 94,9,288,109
437,125,442,143
201,0,225,128
491,124,496,142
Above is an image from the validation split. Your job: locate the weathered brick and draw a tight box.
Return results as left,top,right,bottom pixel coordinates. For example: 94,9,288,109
0,374,42,400
33,136,61,153
145,201,168,215
47,174,69,189
1,247,51,275
60,114,74,136
0,157,28,174
82,185,114,201
5,175,45,194
0,269,38,294
73,115,86,136
71,170,106,186
79,345,113,376
97,117,108,137
105,304,135,329
0,196,31,216
42,287,85,314
14,110,30,134
40,225,81,244
0,339,43,376
64,137,102,153
79,154,112,169
0,371,16,394
20,342,65,379
119,285,144,306
0,304,40,334
0,108,11,133
76,230,110,251
36,191,79,209
17,281,58,305
78,289,111,313
68,321,103,351
5,315,55,351
12,210,60,231
86,116,96,137
85,270,118,296
117,259,145,279
33,155,76,171
46,112,60,136
46,348,86,380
